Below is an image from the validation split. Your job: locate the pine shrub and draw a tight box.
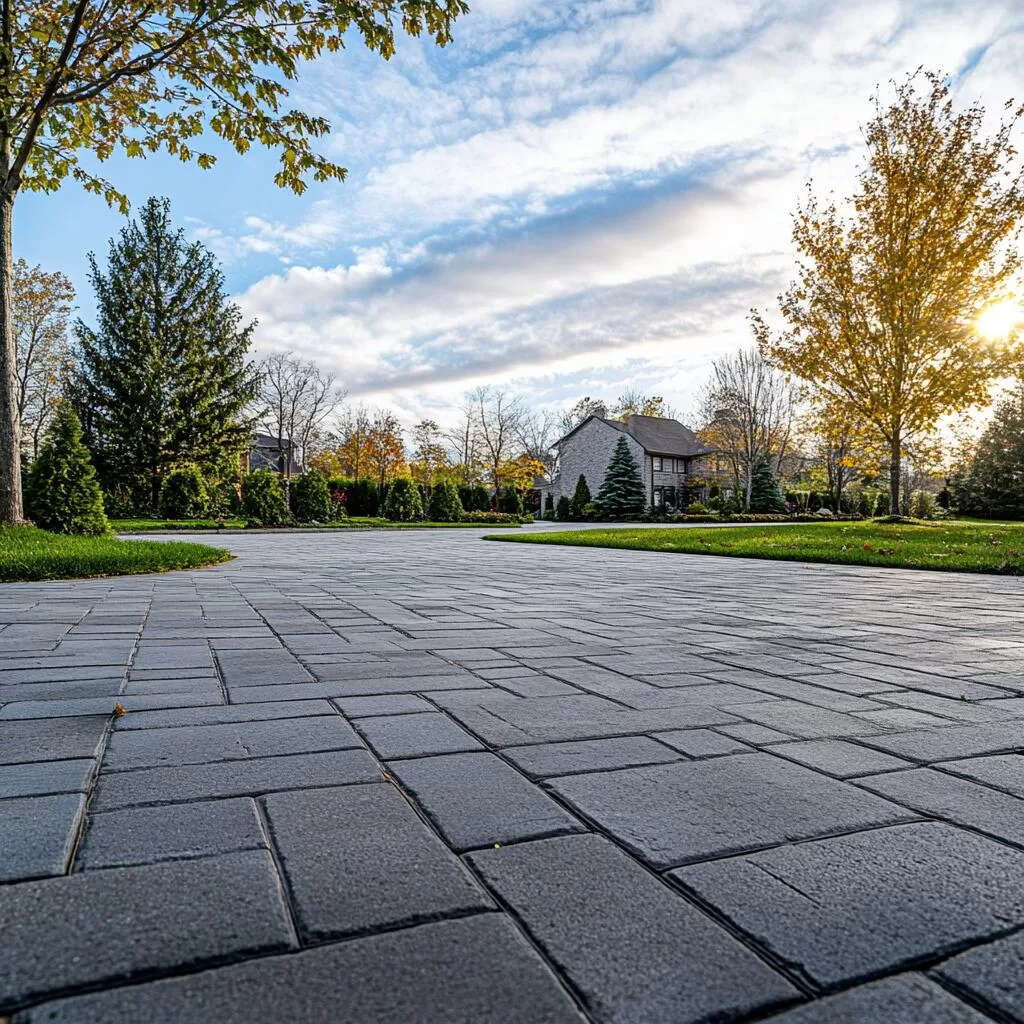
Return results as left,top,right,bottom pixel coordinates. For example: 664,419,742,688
595,437,646,517
909,489,936,520
748,457,787,514
291,470,332,523
555,495,571,521
953,384,1024,519
25,404,109,535
429,480,463,522
383,477,423,521
159,466,209,519
874,491,891,516
569,474,592,520
242,469,288,525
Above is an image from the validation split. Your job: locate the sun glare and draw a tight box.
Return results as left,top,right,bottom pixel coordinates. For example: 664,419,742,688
975,299,1022,340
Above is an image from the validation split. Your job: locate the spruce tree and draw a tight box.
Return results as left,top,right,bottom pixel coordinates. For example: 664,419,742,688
748,456,787,513
72,198,260,510
954,384,1024,519
570,474,592,520
595,437,646,517
25,404,109,535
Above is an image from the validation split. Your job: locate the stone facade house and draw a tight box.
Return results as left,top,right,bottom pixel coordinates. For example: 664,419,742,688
540,412,717,513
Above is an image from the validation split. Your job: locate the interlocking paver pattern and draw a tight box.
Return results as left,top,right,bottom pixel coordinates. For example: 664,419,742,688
2,528,1024,1021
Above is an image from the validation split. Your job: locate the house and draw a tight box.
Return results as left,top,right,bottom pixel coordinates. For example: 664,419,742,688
248,432,304,477
540,411,717,512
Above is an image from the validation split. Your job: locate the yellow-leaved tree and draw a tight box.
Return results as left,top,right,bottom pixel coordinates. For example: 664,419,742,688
0,0,468,523
755,71,1024,515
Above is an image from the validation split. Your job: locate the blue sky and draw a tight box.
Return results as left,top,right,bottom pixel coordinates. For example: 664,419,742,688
16,0,1023,430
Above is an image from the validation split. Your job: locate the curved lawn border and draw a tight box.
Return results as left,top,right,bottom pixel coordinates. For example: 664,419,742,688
0,528,232,583
485,521,1024,576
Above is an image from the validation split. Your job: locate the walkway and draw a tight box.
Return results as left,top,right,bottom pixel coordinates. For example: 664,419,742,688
2,530,1024,1022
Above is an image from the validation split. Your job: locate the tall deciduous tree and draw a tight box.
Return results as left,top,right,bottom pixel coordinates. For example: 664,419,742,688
698,346,796,508
410,419,449,486
757,71,1024,515
13,260,75,460
0,0,468,522
472,385,525,489
73,197,259,509
366,410,406,490
257,351,344,479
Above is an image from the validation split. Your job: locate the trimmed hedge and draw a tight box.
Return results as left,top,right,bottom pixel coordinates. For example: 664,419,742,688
159,467,209,519
242,470,288,526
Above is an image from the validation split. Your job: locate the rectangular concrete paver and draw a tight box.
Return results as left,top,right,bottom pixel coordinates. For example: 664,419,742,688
468,834,799,1023
13,915,584,1023
77,798,267,869
674,821,1024,988
389,751,587,851
0,850,295,1013
932,930,1024,1022
547,752,914,868
353,712,483,758
0,793,85,882
263,784,492,941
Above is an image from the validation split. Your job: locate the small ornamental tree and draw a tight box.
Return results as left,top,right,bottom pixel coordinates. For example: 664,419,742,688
159,466,209,519
24,404,108,534
748,456,787,513
543,493,555,519
569,474,592,520
555,495,571,521
595,437,646,517
428,480,463,522
383,477,423,521
953,384,1024,519
241,470,288,526
497,487,524,515
291,470,332,523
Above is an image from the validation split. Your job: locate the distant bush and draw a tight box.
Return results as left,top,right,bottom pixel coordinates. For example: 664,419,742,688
685,501,710,515
159,467,209,519
208,480,241,517
497,487,524,515
910,489,936,520
570,474,592,520
242,469,288,526
383,477,423,521
459,511,521,524
291,470,332,523
429,480,463,522
555,495,571,521
874,491,891,516
329,478,379,516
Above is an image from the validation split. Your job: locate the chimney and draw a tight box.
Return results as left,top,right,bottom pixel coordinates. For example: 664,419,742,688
593,404,608,420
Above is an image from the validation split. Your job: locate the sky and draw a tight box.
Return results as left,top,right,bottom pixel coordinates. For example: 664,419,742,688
16,0,1024,432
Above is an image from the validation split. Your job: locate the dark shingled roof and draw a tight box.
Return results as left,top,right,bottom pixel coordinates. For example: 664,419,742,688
610,414,712,457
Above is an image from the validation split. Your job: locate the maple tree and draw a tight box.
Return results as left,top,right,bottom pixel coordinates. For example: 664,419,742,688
757,71,1024,515
0,0,468,521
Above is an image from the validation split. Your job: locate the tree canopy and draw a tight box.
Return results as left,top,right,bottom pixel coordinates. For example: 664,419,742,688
757,71,1024,514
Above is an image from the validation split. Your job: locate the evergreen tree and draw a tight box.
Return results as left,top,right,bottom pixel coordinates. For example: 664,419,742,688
428,480,463,522
72,198,260,510
569,474,592,520
497,487,524,515
595,437,646,517
25,404,109,535
555,495,571,521
954,384,1024,519
470,484,491,511
291,470,332,523
748,456,787,513
383,477,423,521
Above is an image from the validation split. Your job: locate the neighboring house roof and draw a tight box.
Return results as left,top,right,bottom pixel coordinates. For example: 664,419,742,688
253,432,294,450
553,413,714,458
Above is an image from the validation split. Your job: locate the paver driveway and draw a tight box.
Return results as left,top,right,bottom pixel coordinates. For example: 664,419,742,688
2,528,1024,1022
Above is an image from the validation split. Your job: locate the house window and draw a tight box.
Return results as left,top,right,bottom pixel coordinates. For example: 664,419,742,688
653,457,662,471
653,488,663,506
665,458,675,473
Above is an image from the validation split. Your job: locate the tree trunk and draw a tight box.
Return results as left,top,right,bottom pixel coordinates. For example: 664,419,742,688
889,433,901,517
0,188,23,523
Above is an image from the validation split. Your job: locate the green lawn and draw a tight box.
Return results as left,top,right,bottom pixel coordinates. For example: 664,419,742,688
113,517,523,532
487,520,1024,575
0,527,231,582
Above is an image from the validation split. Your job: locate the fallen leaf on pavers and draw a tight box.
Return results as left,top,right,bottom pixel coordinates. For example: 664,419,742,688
113,703,127,717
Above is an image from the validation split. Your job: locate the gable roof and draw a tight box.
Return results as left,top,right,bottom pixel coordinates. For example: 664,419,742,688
554,413,713,458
